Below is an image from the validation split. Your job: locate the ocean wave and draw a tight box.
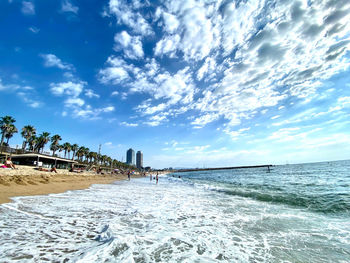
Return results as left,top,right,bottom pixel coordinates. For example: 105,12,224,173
210,186,350,214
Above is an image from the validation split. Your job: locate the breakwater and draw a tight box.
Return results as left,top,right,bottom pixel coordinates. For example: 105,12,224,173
174,164,273,173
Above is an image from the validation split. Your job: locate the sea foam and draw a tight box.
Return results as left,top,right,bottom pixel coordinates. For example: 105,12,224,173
0,166,349,262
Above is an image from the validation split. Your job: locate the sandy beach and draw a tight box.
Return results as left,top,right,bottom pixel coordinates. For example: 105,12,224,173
0,165,140,204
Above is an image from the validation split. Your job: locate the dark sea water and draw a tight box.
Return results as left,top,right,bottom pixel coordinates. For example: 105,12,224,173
0,160,349,262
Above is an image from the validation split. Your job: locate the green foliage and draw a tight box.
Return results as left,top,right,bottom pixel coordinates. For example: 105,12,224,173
0,115,140,170
0,115,16,146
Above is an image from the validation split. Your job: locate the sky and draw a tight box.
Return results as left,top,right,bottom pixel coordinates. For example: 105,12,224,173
0,0,350,169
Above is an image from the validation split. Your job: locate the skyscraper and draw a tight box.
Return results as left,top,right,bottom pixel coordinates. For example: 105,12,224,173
126,148,135,165
136,151,143,169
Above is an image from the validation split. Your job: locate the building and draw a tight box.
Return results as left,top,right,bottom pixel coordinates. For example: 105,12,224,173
136,151,143,169
7,153,77,169
126,148,135,165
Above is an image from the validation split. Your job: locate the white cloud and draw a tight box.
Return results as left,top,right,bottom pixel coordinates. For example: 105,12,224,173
191,114,219,128
222,127,251,141
144,114,167,126
114,31,144,59
101,0,350,133
0,78,42,108
271,115,280,120
28,26,39,33
0,78,18,91
98,56,131,84
154,1,220,61
99,57,196,122
40,54,73,71
85,89,100,98
108,0,153,36
64,97,84,107
162,11,180,34
21,1,35,15
120,121,138,127
74,105,115,120
197,57,217,81
50,81,85,97
154,34,180,58
102,106,115,112
17,91,43,108
61,0,79,14
111,91,119,96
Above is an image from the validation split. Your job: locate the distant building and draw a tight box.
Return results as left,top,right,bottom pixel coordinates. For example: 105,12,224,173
126,148,135,165
136,151,143,169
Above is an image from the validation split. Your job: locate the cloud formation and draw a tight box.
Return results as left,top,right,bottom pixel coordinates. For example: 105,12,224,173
61,0,78,14
40,54,74,71
99,0,350,133
114,31,144,59
21,1,35,15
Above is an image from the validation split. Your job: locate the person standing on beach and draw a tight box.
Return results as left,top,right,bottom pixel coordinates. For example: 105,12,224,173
156,173,158,184
150,173,152,181
128,171,131,181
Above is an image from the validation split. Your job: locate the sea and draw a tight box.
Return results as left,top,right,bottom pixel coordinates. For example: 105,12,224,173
0,160,349,262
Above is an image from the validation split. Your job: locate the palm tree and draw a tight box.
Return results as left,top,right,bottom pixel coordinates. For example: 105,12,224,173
35,132,50,153
106,156,112,167
71,144,79,160
21,125,36,150
62,142,71,159
83,147,90,162
58,144,64,155
101,155,107,166
76,146,85,162
66,143,72,159
0,115,16,147
28,135,37,152
50,144,59,156
50,134,62,156
92,152,98,164
96,153,102,165
5,124,18,145
87,152,96,164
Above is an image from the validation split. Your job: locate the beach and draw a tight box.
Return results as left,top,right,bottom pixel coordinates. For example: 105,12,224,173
0,161,349,261
0,165,138,204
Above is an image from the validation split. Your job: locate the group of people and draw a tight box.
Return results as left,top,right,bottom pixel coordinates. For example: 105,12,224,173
1,156,58,173
150,172,159,184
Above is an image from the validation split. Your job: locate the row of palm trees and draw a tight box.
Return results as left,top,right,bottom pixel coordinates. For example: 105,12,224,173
0,115,133,169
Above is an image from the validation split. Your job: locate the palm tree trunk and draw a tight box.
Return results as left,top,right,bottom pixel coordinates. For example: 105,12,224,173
0,133,5,146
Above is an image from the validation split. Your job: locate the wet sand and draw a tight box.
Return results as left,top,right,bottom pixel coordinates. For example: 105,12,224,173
0,165,140,204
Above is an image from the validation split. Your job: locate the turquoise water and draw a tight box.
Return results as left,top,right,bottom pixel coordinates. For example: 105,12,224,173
0,160,349,262
177,160,350,215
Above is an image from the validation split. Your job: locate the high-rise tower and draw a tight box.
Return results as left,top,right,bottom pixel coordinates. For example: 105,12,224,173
126,148,135,165
136,151,143,169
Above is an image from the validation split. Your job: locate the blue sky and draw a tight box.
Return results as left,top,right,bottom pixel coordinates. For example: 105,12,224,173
1,0,350,168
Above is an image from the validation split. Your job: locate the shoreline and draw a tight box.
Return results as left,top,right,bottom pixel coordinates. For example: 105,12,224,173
0,165,142,204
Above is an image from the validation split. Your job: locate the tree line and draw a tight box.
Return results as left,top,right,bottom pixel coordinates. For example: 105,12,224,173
0,115,134,169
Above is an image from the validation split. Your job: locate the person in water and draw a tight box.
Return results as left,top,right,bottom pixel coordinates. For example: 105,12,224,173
156,173,159,184
150,173,152,181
